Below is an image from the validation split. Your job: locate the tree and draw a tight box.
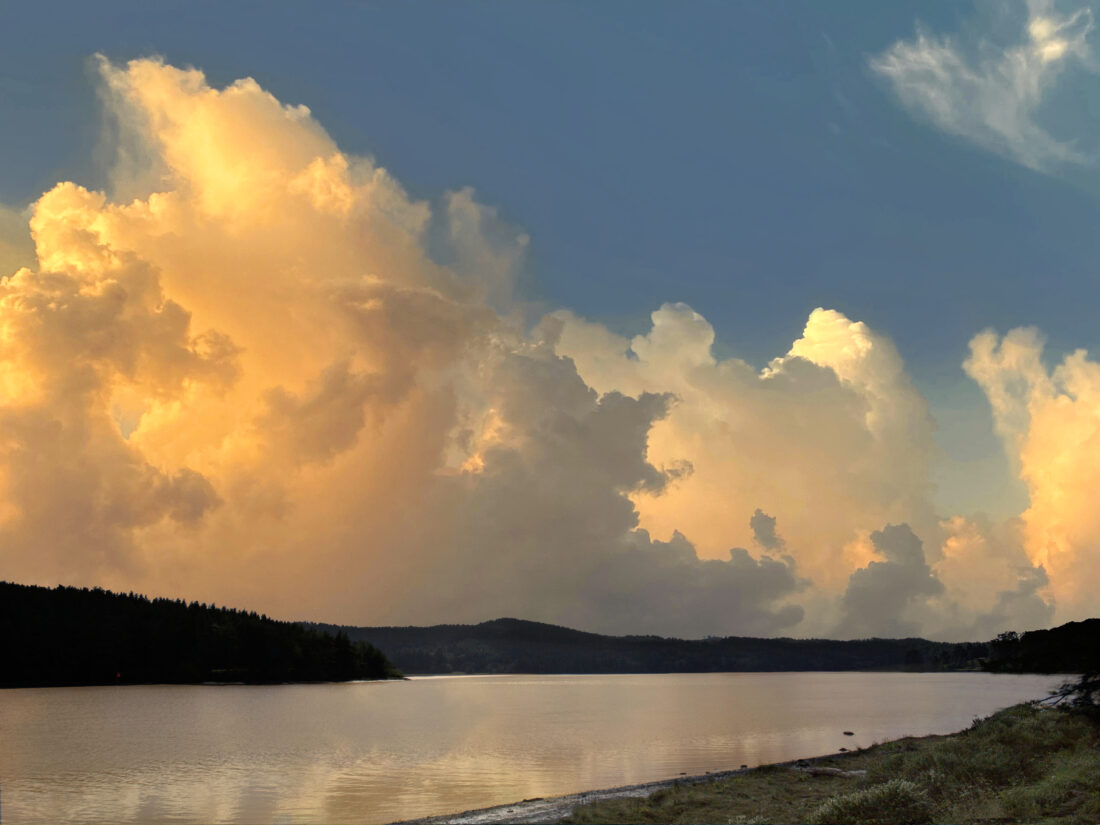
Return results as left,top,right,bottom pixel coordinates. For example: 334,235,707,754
1048,672,1100,717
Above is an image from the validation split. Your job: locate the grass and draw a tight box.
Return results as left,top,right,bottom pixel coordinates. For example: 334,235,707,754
562,703,1100,824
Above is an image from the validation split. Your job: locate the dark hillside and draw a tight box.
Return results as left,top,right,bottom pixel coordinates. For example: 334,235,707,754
985,619,1100,674
313,617,989,675
0,581,401,687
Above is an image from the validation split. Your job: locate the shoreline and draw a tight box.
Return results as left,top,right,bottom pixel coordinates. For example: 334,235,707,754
0,677,409,690
388,749,863,825
399,702,1100,825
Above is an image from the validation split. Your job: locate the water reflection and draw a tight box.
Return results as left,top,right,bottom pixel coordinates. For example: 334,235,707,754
0,672,1061,824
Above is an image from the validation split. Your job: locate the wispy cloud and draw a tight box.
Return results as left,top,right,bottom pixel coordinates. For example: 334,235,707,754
871,0,1093,170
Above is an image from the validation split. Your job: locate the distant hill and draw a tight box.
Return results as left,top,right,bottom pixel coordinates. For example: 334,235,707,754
0,581,402,688
311,617,990,675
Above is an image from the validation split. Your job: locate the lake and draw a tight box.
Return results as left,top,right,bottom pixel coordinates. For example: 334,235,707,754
0,672,1062,824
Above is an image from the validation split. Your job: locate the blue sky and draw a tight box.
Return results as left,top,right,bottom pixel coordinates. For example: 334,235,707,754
4,0,1100,518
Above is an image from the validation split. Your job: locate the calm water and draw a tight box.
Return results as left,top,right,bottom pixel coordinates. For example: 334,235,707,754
0,672,1061,824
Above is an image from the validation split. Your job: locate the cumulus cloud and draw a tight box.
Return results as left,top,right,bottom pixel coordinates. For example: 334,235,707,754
871,0,1094,170
965,326,1100,621
0,55,1063,639
397,341,805,636
552,303,938,600
931,514,1055,640
834,524,944,639
0,57,814,636
984,565,1055,633
0,252,230,583
750,509,784,551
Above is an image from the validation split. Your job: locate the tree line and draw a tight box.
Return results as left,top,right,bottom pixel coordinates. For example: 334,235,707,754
1,581,402,687
8,580,1096,691
314,617,991,675
984,619,1100,714
984,619,1100,675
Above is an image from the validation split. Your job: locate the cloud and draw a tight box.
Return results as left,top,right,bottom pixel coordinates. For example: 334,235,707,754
965,326,1100,621
0,250,230,583
750,509,784,551
0,204,34,276
931,514,1054,639
871,0,1094,170
552,304,938,602
0,56,1062,639
962,326,1050,450
982,564,1055,634
834,524,944,639
397,340,806,636
0,57,814,637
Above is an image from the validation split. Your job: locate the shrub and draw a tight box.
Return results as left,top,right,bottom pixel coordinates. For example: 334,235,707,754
810,779,932,825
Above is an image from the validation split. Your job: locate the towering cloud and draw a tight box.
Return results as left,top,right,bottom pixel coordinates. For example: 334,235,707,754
0,56,1071,638
965,327,1100,622
552,303,938,599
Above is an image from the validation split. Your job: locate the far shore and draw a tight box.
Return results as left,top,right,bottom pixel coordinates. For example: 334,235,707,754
1,676,409,690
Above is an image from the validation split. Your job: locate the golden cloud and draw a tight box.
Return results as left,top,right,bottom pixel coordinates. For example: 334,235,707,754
0,57,1065,638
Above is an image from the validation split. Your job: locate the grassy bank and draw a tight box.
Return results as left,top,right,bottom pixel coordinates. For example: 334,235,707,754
563,703,1100,824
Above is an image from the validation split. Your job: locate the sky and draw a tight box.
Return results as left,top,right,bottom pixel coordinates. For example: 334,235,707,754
2,0,1100,639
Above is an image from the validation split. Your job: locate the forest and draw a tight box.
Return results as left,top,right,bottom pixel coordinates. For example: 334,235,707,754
984,619,1100,676
9,580,1094,687
0,581,402,687
315,617,992,675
